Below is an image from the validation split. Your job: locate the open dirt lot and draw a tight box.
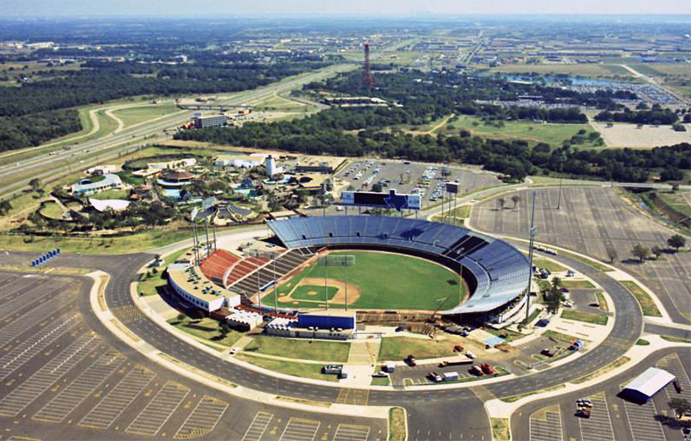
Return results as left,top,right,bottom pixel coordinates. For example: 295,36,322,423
591,121,691,148
470,187,691,324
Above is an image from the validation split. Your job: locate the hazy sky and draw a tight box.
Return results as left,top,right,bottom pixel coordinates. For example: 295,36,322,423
2,0,690,17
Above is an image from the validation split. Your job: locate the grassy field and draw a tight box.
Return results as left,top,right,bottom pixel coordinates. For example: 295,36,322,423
482,63,636,78
621,281,662,317
654,191,691,218
236,354,337,382
89,189,130,200
243,336,350,362
112,104,180,129
439,115,601,148
533,258,567,273
561,309,608,326
378,336,456,361
138,248,189,297
39,201,65,219
263,251,464,311
560,280,596,289
0,229,193,255
168,316,243,347
491,418,511,441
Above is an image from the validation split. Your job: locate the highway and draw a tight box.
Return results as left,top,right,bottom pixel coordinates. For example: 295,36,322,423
0,63,355,199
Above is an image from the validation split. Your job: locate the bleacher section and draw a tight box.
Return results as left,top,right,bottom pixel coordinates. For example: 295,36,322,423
199,249,240,286
267,216,530,317
227,248,315,298
224,256,270,287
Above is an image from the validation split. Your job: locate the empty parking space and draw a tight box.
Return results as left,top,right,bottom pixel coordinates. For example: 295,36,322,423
78,365,156,430
0,334,100,417
279,418,321,441
660,353,691,402
578,393,615,441
173,395,229,440
0,299,74,349
126,380,190,436
332,424,370,441
33,350,125,423
241,412,274,441
0,314,81,382
334,388,369,406
620,386,666,441
529,407,563,441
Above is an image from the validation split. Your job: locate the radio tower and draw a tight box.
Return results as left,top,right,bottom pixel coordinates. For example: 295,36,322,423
363,43,374,94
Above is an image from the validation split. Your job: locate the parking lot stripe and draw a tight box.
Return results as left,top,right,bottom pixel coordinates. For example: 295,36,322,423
78,365,156,430
279,418,321,441
578,393,615,441
241,411,274,441
126,380,190,436
529,408,563,441
332,424,370,441
661,354,691,402
173,395,229,440
33,351,126,423
0,334,99,417
0,314,81,382
0,299,73,349
620,386,666,441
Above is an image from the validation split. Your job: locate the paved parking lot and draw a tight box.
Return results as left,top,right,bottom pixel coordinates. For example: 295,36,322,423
514,348,691,441
529,406,563,441
0,271,388,441
471,187,691,324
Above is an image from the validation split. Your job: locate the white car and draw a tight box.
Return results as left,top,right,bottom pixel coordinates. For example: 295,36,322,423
229,347,241,355
466,351,476,359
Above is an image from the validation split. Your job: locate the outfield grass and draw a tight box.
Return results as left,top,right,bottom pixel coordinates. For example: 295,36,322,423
264,251,464,311
621,281,662,317
560,280,596,289
243,336,350,362
236,354,338,382
168,316,243,347
378,336,455,361
560,309,608,326
290,286,339,302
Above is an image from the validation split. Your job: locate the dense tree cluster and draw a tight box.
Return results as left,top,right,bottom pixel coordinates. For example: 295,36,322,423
594,107,679,125
0,109,81,151
0,59,326,151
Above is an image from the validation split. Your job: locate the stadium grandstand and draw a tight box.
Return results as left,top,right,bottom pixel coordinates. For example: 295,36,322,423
266,215,530,322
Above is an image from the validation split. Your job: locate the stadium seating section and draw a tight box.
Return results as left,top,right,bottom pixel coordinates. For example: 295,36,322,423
199,249,240,286
266,216,530,315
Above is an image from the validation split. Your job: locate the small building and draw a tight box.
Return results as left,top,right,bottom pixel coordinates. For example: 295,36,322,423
193,114,228,129
622,367,675,404
294,157,344,174
71,174,123,196
297,310,356,330
226,310,263,331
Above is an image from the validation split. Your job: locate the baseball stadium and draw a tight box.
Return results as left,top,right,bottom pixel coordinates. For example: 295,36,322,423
182,215,531,329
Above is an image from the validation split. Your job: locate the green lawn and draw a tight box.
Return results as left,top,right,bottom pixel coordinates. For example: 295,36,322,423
654,191,691,218
290,286,339,302
112,104,180,129
561,280,596,289
263,251,464,311
236,354,338,382
440,115,601,147
89,189,130,200
621,281,662,317
371,376,391,386
168,316,243,347
243,336,350,362
0,229,194,255
594,291,609,312
378,336,455,361
39,201,65,219
138,248,190,297
533,258,567,273
561,309,608,326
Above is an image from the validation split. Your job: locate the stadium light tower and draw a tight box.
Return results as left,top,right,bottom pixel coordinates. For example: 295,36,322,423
525,190,538,324
249,249,281,314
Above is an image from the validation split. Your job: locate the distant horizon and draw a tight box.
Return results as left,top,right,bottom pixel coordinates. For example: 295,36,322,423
1,0,689,18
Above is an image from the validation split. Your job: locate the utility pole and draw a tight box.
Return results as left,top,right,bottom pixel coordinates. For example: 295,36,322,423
557,177,563,210
526,190,538,324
